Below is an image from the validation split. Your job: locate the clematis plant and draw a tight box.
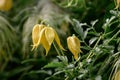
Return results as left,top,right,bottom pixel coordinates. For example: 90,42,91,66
0,0,12,11
32,24,65,55
67,34,82,60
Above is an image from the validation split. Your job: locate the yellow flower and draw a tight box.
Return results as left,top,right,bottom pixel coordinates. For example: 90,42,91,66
115,0,120,9
114,70,120,80
0,0,12,11
67,35,81,60
32,24,65,55
32,24,45,50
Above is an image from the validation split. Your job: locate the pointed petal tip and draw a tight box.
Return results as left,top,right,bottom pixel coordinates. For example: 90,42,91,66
60,47,66,51
74,55,78,60
45,51,48,56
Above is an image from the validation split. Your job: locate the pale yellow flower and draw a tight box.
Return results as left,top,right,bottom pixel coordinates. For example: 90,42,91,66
67,35,81,60
115,0,120,9
32,24,45,50
0,0,12,11
114,70,120,80
32,24,65,55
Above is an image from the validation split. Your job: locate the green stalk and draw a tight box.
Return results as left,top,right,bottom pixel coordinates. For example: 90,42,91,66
87,35,102,59
53,42,61,56
105,30,120,45
53,42,67,65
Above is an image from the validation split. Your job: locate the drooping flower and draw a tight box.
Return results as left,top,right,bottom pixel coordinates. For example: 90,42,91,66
0,0,12,11
114,70,120,80
115,0,120,9
67,34,82,60
32,24,65,55
32,24,45,50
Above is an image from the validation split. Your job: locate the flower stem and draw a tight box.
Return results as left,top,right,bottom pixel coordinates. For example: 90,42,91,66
87,35,102,59
53,42,61,56
53,42,68,65
105,30,120,45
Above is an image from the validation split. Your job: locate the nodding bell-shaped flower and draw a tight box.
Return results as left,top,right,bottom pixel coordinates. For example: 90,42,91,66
67,34,82,60
32,24,45,50
115,0,120,9
0,0,12,11
32,24,65,55
114,70,120,80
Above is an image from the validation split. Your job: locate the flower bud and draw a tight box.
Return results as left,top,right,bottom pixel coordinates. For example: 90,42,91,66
0,0,12,11
67,35,81,60
115,0,120,9
114,70,120,80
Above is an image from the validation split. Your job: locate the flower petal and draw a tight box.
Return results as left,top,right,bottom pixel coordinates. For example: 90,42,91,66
31,24,45,50
40,28,51,56
45,27,55,46
54,30,65,50
115,0,120,9
67,37,76,54
0,0,12,11
114,70,120,80
32,24,40,50
70,35,81,53
74,55,78,61
67,35,81,60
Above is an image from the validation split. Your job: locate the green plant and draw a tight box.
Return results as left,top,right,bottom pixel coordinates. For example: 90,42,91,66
29,9,120,80
0,0,120,80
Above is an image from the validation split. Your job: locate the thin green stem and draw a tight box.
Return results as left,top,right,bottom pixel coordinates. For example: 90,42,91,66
53,42,61,56
82,41,92,49
105,30,120,45
60,48,65,56
87,35,102,59
87,25,97,33
53,42,68,65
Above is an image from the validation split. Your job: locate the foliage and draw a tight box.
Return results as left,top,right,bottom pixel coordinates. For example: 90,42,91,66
0,0,120,80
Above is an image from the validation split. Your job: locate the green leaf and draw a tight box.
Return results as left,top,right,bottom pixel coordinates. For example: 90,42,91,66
29,70,52,75
43,62,64,69
95,75,102,80
89,37,98,45
83,28,91,39
102,16,116,32
53,70,64,76
21,59,39,64
72,19,87,40
90,19,98,27
8,66,33,77
117,38,120,43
